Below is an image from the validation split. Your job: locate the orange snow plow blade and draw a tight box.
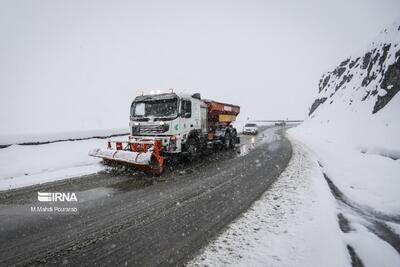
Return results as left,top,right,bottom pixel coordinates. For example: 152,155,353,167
89,139,165,175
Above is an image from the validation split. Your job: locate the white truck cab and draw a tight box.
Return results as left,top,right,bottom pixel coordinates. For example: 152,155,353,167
129,92,208,153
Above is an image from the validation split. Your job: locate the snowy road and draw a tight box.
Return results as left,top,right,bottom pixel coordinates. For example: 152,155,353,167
0,126,292,266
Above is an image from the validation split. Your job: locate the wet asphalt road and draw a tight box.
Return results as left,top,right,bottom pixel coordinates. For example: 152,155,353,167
0,127,292,266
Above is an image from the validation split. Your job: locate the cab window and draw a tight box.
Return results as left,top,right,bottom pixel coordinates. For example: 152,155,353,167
181,100,192,118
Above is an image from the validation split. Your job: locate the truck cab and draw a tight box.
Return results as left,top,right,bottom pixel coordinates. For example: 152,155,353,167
129,92,207,153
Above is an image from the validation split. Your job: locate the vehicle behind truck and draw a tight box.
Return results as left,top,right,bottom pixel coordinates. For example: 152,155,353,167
243,123,258,135
89,91,240,175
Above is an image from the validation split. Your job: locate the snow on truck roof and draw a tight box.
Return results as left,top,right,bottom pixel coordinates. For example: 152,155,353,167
134,92,199,101
134,92,240,113
135,92,178,102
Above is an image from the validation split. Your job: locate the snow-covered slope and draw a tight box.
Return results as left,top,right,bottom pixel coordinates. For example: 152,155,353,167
290,20,400,266
304,20,400,153
293,18,400,214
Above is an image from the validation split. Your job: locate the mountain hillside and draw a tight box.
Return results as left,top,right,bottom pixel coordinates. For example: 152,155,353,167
299,20,400,152
310,21,400,116
289,22,400,266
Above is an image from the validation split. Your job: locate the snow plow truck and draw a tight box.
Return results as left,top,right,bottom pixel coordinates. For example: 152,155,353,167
89,91,240,175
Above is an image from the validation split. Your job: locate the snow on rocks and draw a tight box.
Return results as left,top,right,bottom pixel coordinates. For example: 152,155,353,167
311,19,400,117
305,19,400,154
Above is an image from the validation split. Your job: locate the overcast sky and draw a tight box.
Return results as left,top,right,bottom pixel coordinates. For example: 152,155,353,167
0,0,399,135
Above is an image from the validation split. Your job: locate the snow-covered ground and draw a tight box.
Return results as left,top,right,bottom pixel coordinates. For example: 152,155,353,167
289,130,400,267
289,98,400,266
188,139,351,267
0,136,128,191
0,128,129,146
189,134,400,267
290,126,400,216
286,19,400,267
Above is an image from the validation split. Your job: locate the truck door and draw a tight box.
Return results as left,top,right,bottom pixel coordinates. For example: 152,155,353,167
200,106,208,134
181,99,192,132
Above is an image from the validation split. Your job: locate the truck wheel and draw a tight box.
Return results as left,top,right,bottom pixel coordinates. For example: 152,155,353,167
230,132,237,148
223,133,232,150
186,137,199,161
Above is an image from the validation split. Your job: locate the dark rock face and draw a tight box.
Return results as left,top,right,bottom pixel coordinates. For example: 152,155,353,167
362,51,373,69
319,75,330,92
379,44,391,66
335,74,353,92
373,50,400,113
340,58,350,67
309,97,327,116
349,57,360,69
333,66,346,78
308,24,400,117
362,48,381,87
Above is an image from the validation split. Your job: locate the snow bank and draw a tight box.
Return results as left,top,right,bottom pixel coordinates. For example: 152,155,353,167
290,130,400,215
0,137,127,191
0,128,129,146
288,19,400,267
188,140,350,267
0,129,129,190
344,222,400,267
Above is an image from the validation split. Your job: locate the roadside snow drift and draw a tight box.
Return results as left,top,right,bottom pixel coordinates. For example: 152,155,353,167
290,19,400,266
0,128,129,147
0,136,128,191
188,140,350,267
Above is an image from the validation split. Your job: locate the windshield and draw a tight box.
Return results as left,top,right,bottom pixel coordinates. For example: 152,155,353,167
131,98,178,118
245,123,257,127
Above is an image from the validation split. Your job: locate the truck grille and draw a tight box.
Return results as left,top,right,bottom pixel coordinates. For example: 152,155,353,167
132,124,169,135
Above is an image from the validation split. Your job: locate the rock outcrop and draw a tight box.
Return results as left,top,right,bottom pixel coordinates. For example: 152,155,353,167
309,21,400,116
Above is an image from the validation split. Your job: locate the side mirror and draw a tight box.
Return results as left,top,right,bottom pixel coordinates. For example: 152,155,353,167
184,112,191,118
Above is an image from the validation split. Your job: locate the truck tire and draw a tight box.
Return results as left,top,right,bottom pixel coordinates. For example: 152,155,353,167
230,130,238,148
185,137,199,161
223,132,232,150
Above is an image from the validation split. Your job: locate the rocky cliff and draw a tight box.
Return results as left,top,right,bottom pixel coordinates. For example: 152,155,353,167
309,21,400,116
